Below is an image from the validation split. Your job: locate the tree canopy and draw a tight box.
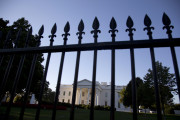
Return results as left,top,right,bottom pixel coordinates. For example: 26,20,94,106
0,18,49,100
144,61,176,105
120,61,176,109
120,77,154,108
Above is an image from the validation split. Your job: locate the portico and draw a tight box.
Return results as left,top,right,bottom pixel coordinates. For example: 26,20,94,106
59,79,130,111
76,79,101,105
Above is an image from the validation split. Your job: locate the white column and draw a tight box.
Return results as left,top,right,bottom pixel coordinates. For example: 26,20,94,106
87,88,90,105
95,94,98,105
95,89,97,105
98,91,100,105
79,88,82,104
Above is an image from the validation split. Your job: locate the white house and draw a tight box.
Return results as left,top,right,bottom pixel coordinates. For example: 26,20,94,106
59,79,131,111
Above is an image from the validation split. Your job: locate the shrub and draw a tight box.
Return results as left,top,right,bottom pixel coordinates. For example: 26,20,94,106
173,104,180,110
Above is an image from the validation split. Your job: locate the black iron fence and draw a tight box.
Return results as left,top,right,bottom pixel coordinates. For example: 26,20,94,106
0,13,180,120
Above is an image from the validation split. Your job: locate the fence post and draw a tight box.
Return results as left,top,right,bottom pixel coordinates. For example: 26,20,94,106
126,16,137,120
144,14,162,120
19,25,44,120
162,13,180,102
109,17,118,120
5,28,31,120
0,29,20,101
52,22,70,120
35,23,56,120
90,17,101,120
70,20,84,120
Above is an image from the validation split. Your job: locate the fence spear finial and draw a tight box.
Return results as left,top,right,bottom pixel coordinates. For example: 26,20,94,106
126,16,136,40
62,22,70,42
51,23,57,35
162,13,174,39
144,14,154,39
110,17,117,30
109,17,118,42
36,25,44,47
38,25,44,37
92,17,99,30
49,23,57,41
163,13,171,26
14,28,22,48
144,14,152,27
126,16,134,29
91,17,101,43
64,22,70,33
78,19,84,32
25,27,32,47
76,20,85,44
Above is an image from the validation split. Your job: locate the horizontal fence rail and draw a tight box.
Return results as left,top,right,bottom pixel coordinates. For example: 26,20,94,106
0,38,180,54
0,13,180,120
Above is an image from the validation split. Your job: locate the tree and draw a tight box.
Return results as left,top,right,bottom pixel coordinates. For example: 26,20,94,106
42,88,56,103
144,61,176,104
120,77,155,109
144,61,176,114
119,87,125,104
0,18,48,100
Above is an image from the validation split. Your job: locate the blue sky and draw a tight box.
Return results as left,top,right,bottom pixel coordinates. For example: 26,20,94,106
0,0,180,103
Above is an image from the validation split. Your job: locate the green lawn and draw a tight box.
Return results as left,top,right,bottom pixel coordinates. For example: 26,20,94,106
0,107,180,120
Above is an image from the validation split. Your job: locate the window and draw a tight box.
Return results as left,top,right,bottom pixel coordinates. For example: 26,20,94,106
62,99,64,102
118,102,121,108
82,92,85,97
105,92,108,97
69,91,71,96
63,91,65,96
81,100,84,104
105,101,107,106
68,99,70,103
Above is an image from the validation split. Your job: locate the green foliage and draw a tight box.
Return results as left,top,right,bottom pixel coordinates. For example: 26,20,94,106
122,77,154,108
144,61,176,105
0,18,48,100
173,104,180,110
13,94,22,103
164,105,175,114
42,88,55,103
121,61,176,111
119,87,125,103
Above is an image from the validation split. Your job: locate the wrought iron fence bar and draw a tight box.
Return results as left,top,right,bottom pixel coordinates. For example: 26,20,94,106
0,30,12,66
52,34,68,120
90,49,97,120
162,13,180,102
52,51,65,120
126,16,137,120
109,17,118,120
0,54,15,99
70,23,82,120
170,46,180,101
110,48,115,120
0,31,2,40
144,14,163,120
19,53,39,120
90,17,100,120
5,28,31,120
0,29,22,102
35,35,55,120
5,54,26,120
19,35,42,120
150,47,162,120
0,38,180,54
70,50,81,120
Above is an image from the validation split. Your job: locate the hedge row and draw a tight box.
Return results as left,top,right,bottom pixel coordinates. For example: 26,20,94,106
1,102,66,110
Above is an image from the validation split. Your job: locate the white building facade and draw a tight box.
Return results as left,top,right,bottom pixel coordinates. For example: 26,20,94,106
59,79,130,111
